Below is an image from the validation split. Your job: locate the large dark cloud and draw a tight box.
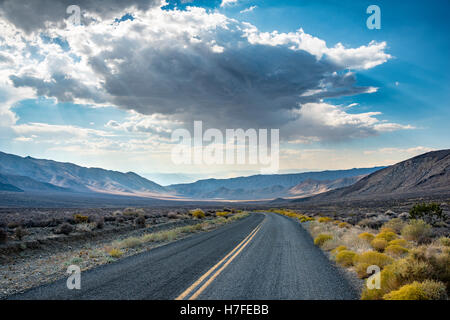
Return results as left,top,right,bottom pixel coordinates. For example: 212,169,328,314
4,6,399,141
0,0,162,33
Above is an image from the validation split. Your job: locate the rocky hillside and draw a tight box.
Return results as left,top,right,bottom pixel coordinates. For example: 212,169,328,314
299,149,450,202
288,176,363,198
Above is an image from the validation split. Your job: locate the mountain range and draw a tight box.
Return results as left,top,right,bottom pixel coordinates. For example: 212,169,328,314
1,149,448,203
167,169,381,200
0,151,167,195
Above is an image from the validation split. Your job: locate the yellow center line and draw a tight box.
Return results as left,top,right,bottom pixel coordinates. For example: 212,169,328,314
188,223,262,300
175,221,263,300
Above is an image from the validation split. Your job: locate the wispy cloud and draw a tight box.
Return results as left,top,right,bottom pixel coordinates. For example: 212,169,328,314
240,5,257,13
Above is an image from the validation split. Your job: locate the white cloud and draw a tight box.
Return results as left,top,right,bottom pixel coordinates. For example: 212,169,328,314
240,6,257,13
243,28,392,70
283,102,413,141
220,0,238,7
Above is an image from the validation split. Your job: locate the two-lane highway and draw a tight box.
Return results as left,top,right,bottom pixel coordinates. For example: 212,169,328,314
10,212,358,300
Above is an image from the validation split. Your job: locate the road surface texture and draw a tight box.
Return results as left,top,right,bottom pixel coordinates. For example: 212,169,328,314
10,212,358,300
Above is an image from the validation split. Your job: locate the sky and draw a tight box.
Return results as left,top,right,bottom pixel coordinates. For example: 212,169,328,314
0,0,448,185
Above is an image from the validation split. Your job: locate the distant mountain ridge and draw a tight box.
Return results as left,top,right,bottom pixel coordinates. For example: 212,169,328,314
296,149,450,202
168,167,384,199
0,151,167,195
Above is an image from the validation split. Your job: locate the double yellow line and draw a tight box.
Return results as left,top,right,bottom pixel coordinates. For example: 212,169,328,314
175,221,263,300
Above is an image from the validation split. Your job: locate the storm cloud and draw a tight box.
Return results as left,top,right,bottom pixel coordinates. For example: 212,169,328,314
2,3,407,142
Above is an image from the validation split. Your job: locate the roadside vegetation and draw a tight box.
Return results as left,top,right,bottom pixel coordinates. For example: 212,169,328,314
273,207,449,300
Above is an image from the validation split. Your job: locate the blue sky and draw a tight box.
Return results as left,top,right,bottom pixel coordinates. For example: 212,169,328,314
0,0,448,184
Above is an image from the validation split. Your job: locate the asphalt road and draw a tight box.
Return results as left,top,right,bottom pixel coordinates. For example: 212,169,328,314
10,212,358,300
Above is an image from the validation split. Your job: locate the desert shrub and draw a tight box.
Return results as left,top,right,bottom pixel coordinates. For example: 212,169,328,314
314,234,333,247
7,221,20,229
215,211,230,218
167,212,178,219
123,208,144,216
375,231,397,242
331,245,347,254
54,223,73,235
389,239,408,247
104,215,115,222
439,237,450,246
116,217,125,223
14,227,27,240
354,251,394,269
120,237,142,248
338,222,350,229
336,250,357,267
318,217,332,223
298,215,315,223
371,238,388,252
355,263,373,279
362,255,434,300
112,210,122,216
383,280,447,300
142,229,178,242
190,209,205,219
409,203,444,225
409,246,450,290
108,248,123,258
380,227,396,234
74,214,89,224
0,228,7,244
358,232,375,243
385,244,409,257
135,216,146,228
95,217,104,229
401,219,432,243
382,218,406,234
76,222,95,232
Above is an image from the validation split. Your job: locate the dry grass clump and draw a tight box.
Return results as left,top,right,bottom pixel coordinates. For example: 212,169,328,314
271,209,314,223
338,222,351,229
190,209,206,219
167,212,178,219
382,218,406,234
331,245,347,254
388,239,408,247
119,237,142,248
54,223,73,235
318,217,333,223
371,238,388,252
336,250,357,267
314,234,333,247
385,244,409,257
354,251,394,269
358,232,375,243
108,248,123,258
135,216,146,228
375,231,398,242
383,280,447,300
74,214,89,224
401,219,432,243
142,229,179,242
439,237,450,246
228,212,249,221
215,211,230,217
123,208,145,216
